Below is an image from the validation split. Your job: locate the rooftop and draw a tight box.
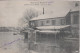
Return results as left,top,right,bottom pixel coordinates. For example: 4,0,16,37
70,2,79,12
31,2,79,21
70,6,79,12
31,10,70,21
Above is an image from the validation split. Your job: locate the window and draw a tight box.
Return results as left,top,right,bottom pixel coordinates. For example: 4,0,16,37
73,14,79,24
52,20,56,25
34,21,37,27
61,19,65,25
41,21,44,26
31,22,35,27
46,20,49,23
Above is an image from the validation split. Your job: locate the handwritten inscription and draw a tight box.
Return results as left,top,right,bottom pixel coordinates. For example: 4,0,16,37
0,38,21,48
24,1,53,6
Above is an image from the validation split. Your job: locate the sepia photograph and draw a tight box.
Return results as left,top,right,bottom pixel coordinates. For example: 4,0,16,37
0,0,79,53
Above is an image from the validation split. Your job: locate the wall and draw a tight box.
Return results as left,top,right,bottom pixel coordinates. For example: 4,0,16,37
71,11,79,37
36,17,65,27
65,12,71,25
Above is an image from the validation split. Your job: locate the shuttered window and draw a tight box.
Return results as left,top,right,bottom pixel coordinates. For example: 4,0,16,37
41,21,44,26
61,19,65,25
73,14,79,24
52,20,56,25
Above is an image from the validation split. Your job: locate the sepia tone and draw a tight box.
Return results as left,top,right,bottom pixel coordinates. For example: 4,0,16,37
0,1,79,53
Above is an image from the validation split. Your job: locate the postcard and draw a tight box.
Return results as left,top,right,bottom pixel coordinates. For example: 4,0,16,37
0,0,79,53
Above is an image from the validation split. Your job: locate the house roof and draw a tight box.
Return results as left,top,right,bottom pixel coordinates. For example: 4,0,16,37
36,25,70,30
70,5,79,12
31,10,70,21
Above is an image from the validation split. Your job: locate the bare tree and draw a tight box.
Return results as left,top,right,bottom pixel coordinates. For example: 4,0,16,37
18,9,39,53
22,9,38,27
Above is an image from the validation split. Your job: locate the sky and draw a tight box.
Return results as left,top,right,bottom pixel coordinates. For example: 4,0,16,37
0,1,78,27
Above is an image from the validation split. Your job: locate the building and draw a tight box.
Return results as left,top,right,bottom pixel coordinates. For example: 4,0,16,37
28,2,79,53
65,2,79,38
29,10,71,53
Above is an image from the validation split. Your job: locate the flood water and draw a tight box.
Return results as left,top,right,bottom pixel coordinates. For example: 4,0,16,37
0,32,26,53
0,32,79,53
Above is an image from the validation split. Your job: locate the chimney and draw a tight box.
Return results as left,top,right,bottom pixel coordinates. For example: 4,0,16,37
43,8,44,14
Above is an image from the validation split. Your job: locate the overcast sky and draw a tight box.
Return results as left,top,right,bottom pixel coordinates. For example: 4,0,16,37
0,1,78,27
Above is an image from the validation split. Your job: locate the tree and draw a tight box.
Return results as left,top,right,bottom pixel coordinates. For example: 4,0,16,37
20,8,39,28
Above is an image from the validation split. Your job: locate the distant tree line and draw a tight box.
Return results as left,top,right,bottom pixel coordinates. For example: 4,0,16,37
0,27,15,32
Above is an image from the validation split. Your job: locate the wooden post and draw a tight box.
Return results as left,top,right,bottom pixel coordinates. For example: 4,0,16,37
35,30,37,44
